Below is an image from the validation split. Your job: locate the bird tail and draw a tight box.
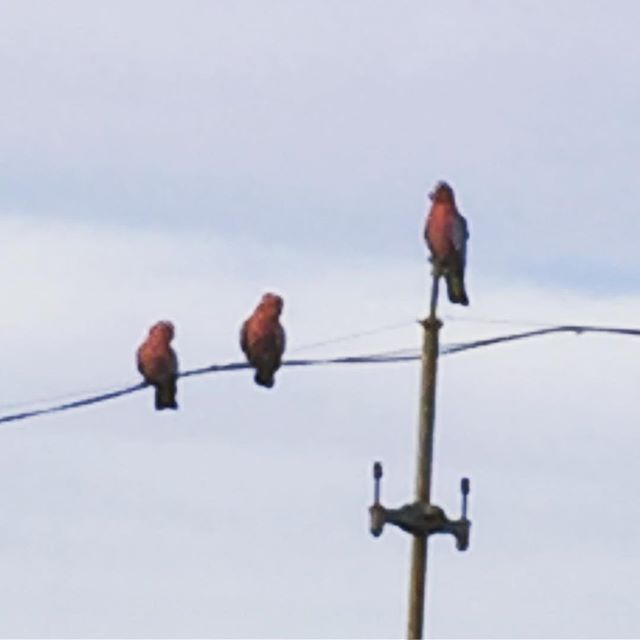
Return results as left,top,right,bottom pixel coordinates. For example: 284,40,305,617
445,273,469,306
254,368,275,389
155,378,178,410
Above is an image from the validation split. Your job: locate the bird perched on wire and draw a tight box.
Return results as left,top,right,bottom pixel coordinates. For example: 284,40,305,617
424,181,470,306
136,320,179,410
240,293,286,388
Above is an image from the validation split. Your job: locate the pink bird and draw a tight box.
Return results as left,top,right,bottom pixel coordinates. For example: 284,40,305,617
240,293,286,388
136,320,179,410
424,181,470,306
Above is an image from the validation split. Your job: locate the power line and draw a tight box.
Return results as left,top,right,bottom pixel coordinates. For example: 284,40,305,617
0,315,620,413
0,323,639,426
0,319,418,413
0,382,147,425
0,315,621,399
442,313,559,328
0,380,143,413
0,351,422,426
443,324,640,355
288,319,416,353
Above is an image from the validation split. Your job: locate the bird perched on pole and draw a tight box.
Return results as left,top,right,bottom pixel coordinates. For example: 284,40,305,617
240,293,286,388
136,320,179,410
424,181,470,306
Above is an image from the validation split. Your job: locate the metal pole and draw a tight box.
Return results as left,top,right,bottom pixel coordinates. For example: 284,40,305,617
407,274,441,639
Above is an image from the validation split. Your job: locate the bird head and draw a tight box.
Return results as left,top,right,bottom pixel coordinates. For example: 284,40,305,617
149,320,175,343
429,181,455,204
260,292,284,317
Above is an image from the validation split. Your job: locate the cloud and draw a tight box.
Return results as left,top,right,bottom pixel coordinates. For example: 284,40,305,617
0,217,639,637
2,3,640,635
1,1,640,293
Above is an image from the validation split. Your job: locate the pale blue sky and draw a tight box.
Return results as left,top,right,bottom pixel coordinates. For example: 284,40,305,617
1,1,640,638
3,1,640,288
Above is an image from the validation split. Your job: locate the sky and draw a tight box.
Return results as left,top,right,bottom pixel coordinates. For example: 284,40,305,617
1,1,640,638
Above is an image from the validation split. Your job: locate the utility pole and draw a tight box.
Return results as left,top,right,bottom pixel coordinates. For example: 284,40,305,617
407,274,441,638
369,272,471,640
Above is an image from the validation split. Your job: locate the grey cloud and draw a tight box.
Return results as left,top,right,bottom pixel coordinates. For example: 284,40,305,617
1,2,640,290
0,220,639,636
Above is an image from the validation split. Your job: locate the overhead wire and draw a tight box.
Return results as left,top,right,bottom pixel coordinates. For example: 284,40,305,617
0,352,418,425
443,324,640,355
442,313,560,328
287,319,416,353
0,380,145,413
0,383,147,425
0,313,618,395
0,319,417,413
0,323,639,426
0,313,600,413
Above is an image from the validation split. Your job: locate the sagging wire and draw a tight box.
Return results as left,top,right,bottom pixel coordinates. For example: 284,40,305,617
0,323,638,426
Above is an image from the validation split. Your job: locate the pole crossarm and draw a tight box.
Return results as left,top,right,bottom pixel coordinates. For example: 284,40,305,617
369,464,471,550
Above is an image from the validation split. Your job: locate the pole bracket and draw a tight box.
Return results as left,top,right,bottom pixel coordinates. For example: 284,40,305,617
369,462,471,551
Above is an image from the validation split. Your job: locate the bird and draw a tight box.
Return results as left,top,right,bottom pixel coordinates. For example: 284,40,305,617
136,320,179,410
240,293,286,388
424,181,470,306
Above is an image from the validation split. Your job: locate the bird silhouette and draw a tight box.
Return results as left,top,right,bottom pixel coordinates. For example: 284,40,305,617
137,320,179,410
240,293,286,388
424,181,470,305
